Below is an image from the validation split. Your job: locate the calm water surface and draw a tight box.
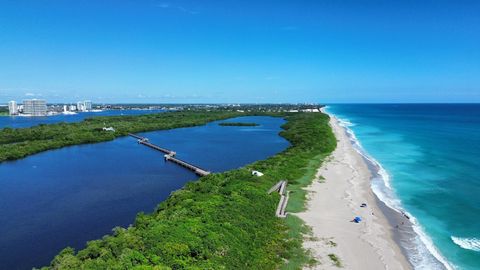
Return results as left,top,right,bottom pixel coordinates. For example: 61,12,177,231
0,116,289,269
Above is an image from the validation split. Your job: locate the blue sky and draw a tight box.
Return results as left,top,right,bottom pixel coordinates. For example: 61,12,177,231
0,0,479,103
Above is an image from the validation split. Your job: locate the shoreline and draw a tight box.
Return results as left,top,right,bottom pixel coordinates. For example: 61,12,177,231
296,113,413,269
329,109,451,270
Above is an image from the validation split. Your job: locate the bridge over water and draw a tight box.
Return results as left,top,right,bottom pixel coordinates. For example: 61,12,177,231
128,133,211,177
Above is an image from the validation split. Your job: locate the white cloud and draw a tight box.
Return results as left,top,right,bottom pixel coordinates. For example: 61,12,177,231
161,94,175,98
157,2,170,8
155,2,199,15
24,92,43,97
177,6,199,15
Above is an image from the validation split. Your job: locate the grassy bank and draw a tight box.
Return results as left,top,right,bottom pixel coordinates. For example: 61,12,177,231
37,112,336,270
0,111,244,162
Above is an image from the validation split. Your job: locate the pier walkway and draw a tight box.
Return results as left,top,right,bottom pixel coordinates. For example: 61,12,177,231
128,133,210,177
164,155,211,176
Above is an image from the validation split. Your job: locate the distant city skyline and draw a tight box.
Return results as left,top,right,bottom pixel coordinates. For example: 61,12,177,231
1,0,479,103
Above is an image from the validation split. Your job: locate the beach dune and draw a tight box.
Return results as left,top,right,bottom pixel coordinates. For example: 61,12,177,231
296,114,412,269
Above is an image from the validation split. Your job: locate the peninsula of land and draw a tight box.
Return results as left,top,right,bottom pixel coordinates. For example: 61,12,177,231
3,105,416,269
35,107,337,269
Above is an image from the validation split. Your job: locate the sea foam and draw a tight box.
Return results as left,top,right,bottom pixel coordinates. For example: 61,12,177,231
326,108,453,270
452,237,480,252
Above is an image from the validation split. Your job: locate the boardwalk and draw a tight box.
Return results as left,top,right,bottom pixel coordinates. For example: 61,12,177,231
128,133,210,177
268,180,289,218
164,155,210,176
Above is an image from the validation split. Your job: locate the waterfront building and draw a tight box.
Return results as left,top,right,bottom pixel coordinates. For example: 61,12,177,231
77,101,85,112
23,99,47,116
69,105,77,111
84,100,92,111
8,101,18,115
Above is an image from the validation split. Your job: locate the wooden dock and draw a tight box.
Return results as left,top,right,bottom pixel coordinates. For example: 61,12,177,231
128,133,176,156
164,155,210,176
128,133,210,177
128,133,145,140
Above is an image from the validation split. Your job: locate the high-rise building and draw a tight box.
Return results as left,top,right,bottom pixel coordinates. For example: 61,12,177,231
23,99,47,116
84,100,92,111
8,101,18,115
69,104,77,111
77,101,85,112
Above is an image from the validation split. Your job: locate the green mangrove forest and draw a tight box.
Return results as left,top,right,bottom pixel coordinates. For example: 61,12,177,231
5,110,336,269
0,111,243,162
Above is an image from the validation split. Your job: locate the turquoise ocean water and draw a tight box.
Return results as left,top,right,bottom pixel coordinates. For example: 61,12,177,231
327,104,480,270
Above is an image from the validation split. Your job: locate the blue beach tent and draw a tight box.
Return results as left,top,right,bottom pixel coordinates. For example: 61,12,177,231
354,216,362,223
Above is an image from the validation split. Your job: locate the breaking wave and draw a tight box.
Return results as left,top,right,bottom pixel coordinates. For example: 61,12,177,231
452,237,480,252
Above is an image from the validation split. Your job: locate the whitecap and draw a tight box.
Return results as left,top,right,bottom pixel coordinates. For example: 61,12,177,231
451,236,480,252
325,107,453,270
337,118,356,127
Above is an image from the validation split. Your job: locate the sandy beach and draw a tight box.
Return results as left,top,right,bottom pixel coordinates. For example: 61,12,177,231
296,113,412,270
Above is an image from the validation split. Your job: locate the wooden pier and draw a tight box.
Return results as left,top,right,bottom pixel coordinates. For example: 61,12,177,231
128,133,145,140
164,155,210,176
128,133,210,177
128,133,176,156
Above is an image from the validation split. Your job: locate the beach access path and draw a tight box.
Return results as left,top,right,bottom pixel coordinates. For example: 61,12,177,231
296,113,412,269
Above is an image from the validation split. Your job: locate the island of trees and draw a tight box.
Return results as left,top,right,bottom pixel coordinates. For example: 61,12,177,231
1,106,335,269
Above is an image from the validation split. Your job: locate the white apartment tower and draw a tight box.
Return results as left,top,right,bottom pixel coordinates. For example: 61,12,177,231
77,101,85,112
76,100,92,112
84,100,92,111
8,101,18,115
23,99,47,116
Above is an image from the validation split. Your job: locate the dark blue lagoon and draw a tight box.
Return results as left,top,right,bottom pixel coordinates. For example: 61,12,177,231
0,116,289,270
0,109,165,129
